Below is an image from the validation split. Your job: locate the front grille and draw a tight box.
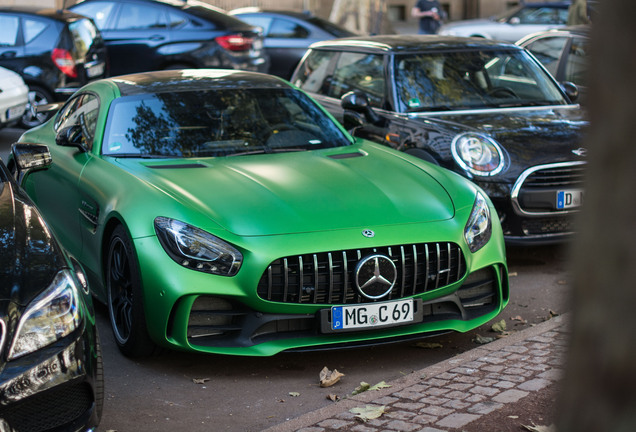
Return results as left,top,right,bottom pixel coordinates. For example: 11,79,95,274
257,243,466,304
0,381,93,432
522,216,576,235
521,163,586,189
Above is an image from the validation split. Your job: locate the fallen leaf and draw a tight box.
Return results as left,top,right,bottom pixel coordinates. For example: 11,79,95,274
352,382,371,395
522,424,557,432
288,392,300,397
192,378,209,384
473,334,496,344
326,394,340,402
509,272,518,277
549,309,559,317
491,319,507,333
319,366,345,388
414,341,443,349
557,280,568,285
511,315,528,325
350,405,387,422
369,381,391,391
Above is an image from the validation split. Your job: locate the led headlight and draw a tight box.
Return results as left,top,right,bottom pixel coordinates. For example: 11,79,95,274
9,270,80,360
155,217,242,276
451,132,505,176
464,191,492,253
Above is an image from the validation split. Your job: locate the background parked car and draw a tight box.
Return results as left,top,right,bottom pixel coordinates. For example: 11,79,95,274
517,25,590,100
0,7,107,128
70,0,268,77
13,68,507,358
437,2,571,42
0,66,28,129
0,151,103,431
291,35,587,245
230,8,355,79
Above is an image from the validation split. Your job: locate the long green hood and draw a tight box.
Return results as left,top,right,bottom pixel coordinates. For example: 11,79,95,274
117,145,455,236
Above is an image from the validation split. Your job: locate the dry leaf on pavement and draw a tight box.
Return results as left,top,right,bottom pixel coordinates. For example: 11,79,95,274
350,405,387,422
319,366,345,388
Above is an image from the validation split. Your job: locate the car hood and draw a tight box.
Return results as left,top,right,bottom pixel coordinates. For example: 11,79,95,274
0,179,64,306
122,145,456,236
426,106,588,167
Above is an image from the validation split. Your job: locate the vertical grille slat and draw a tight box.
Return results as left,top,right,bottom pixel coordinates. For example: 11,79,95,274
257,242,467,304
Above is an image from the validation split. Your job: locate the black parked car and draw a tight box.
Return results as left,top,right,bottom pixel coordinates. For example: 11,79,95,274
291,35,587,244
0,149,103,431
230,8,354,79
70,0,268,77
0,7,107,128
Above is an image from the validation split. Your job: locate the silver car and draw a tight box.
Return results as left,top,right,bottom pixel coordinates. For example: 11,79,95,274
438,2,570,42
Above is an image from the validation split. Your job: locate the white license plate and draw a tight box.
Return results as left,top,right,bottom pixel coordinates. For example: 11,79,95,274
6,103,25,120
86,62,105,78
556,189,583,209
331,299,414,330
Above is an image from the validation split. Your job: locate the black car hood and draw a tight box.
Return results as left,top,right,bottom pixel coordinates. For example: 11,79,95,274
426,105,588,176
0,179,65,307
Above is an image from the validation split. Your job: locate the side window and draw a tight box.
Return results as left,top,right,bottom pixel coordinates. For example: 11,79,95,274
115,4,166,30
71,2,116,30
0,15,19,46
268,19,309,39
239,16,272,34
525,36,568,77
565,36,588,86
516,7,564,25
23,19,48,44
55,93,100,151
328,53,385,108
293,50,338,94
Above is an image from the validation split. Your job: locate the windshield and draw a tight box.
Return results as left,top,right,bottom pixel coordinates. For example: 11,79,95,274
102,88,350,157
394,49,567,113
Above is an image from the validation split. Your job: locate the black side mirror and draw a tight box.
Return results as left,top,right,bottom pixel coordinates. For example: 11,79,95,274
341,91,383,126
561,81,579,103
11,143,52,184
56,124,87,150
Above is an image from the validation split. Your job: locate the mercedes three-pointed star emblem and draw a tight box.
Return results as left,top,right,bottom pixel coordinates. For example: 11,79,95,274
354,254,397,299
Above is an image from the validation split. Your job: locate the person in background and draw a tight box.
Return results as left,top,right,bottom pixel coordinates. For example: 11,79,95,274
412,0,443,34
567,0,591,25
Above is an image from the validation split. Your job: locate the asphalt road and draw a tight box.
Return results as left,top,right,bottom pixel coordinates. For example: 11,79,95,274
0,127,573,432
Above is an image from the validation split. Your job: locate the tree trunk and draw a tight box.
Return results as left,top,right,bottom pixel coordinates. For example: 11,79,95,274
559,1,636,431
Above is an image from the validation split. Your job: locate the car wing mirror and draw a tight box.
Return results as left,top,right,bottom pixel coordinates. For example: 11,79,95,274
56,124,87,151
11,143,52,185
341,91,383,126
508,17,520,25
560,81,579,103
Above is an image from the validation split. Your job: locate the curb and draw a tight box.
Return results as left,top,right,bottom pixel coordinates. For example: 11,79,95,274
263,313,569,432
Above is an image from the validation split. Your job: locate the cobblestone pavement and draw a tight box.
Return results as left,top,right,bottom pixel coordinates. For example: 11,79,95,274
264,314,569,432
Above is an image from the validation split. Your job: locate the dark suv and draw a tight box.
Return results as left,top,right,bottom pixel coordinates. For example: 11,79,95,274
70,0,268,77
0,8,107,128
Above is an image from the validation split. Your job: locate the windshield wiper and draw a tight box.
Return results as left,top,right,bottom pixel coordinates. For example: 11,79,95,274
229,148,308,157
104,153,175,159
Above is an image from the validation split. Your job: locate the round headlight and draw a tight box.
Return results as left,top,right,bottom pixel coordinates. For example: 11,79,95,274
451,133,505,176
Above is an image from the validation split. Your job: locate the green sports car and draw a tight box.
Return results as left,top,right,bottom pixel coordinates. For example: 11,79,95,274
12,69,508,357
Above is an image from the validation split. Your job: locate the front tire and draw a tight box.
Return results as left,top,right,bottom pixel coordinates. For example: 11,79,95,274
106,225,157,357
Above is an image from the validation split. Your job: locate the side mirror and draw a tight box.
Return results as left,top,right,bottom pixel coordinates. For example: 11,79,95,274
56,124,87,150
561,81,579,103
508,17,520,25
341,91,383,126
11,143,52,184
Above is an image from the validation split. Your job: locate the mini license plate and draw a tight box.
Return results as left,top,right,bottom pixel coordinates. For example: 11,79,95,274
556,189,583,209
86,62,105,78
331,299,414,330
6,103,25,120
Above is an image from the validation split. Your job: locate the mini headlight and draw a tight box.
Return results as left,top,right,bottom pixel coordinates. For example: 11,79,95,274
464,191,492,253
451,132,504,176
155,217,242,276
9,270,80,360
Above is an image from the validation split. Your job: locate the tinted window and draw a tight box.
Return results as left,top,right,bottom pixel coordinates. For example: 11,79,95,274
293,50,338,93
394,49,566,112
238,15,272,33
565,36,588,86
55,93,100,150
329,53,385,107
102,88,350,157
116,3,166,30
514,7,568,25
24,19,48,44
71,1,115,29
68,19,100,59
0,15,19,46
268,19,309,39
525,36,568,77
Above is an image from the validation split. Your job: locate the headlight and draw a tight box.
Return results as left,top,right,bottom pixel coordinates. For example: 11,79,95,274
464,192,492,253
451,132,504,176
9,270,80,360
155,217,242,276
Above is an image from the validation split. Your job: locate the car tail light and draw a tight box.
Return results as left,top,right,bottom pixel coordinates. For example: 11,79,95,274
215,34,253,52
51,48,77,78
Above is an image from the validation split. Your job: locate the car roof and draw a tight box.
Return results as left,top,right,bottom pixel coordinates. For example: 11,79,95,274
108,69,288,96
231,8,314,20
0,7,89,23
309,35,521,53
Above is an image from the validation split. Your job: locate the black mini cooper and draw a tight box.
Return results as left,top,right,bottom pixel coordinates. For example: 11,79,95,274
292,35,587,245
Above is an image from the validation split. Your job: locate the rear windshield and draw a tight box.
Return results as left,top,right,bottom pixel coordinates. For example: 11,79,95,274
68,18,101,58
102,87,351,158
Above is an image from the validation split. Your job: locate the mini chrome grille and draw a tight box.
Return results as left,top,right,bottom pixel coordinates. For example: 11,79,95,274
520,163,586,189
257,243,466,304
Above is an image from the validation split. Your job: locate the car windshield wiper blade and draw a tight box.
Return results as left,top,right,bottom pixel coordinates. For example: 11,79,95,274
105,153,176,159
229,148,308,157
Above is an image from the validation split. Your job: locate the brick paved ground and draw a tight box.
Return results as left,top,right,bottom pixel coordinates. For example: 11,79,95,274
264,314,569,432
